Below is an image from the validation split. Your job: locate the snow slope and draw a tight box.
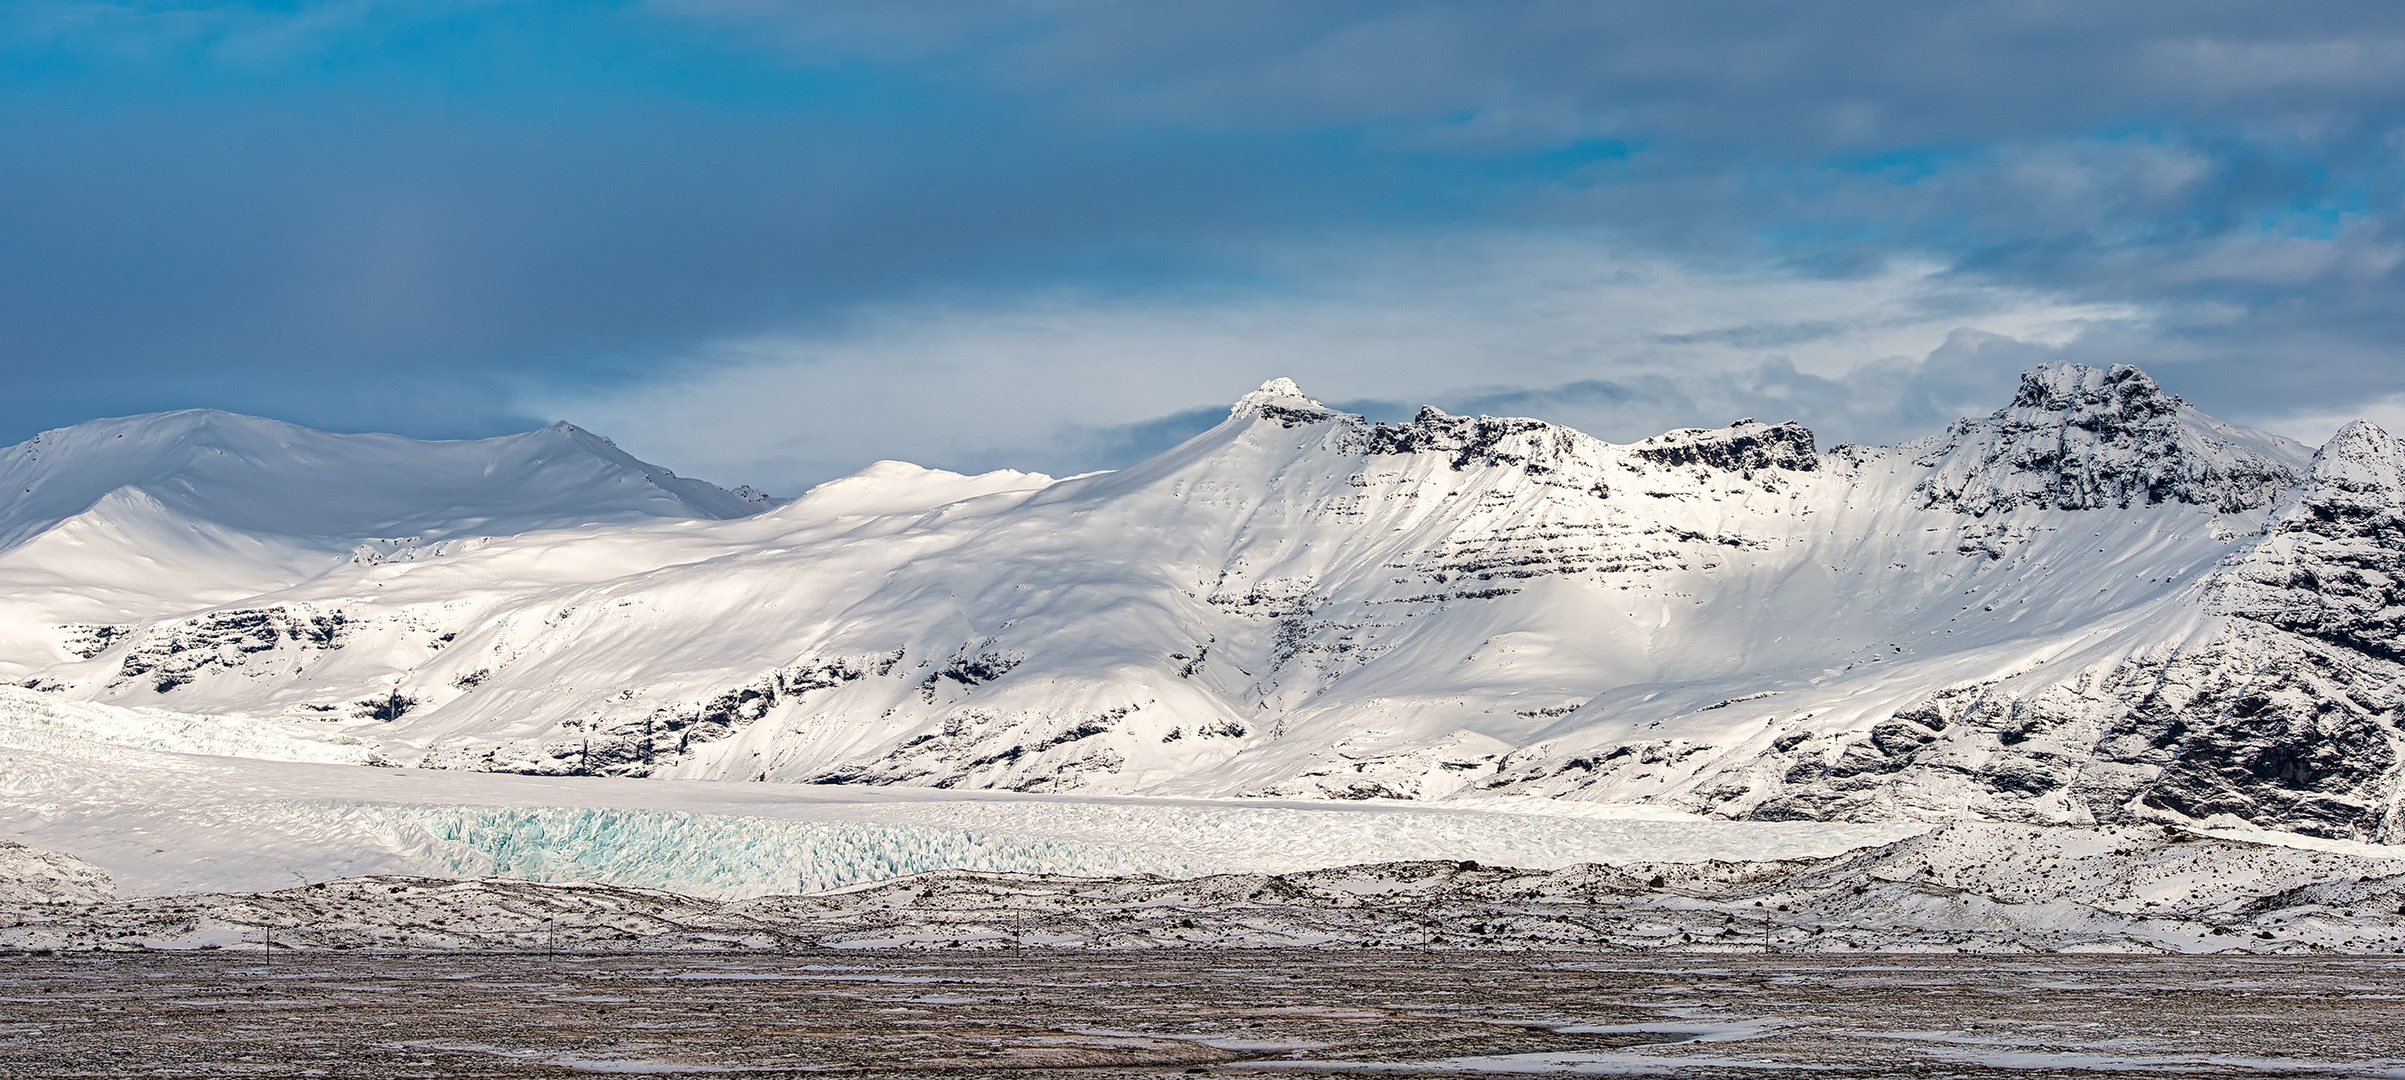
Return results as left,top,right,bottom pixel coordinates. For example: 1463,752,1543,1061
0,411,770,678
4,684,2395,954
15,363,2405,843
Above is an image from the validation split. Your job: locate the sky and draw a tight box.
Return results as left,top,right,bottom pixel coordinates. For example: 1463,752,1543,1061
4,1,2404,492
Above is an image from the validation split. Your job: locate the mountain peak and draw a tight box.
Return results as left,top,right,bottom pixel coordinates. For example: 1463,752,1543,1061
2011,361,2180,417
1230,377,1341,426
2214,418,2405,675
2255,420,2405,540
2302,420,2405,498
1916,362,2308,515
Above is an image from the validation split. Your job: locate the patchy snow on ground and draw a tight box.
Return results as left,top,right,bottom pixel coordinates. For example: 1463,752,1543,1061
0,839,113,907
10,819,2405,955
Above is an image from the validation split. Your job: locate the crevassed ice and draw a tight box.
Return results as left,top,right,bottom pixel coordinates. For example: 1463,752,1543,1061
265,799,1925,900
292,803,1205,898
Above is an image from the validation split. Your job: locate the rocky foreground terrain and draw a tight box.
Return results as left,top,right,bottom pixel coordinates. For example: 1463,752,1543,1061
9,822,2405,955
3,950,2401,1078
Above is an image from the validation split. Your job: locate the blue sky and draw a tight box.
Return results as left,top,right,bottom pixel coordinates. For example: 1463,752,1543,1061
5,2,2404,490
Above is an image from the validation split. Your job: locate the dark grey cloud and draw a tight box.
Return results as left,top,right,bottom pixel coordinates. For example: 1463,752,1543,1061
0,1,2400,483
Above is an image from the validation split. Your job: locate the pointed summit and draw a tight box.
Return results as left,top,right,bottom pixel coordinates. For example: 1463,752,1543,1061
1230,377,1342,425
2297,420,2405,502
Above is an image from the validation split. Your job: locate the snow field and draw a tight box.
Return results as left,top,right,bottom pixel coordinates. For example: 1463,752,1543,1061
0,684,378,765
0,705,1923,899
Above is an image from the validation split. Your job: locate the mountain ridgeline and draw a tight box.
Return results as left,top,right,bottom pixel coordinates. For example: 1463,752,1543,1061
9,363,2405,842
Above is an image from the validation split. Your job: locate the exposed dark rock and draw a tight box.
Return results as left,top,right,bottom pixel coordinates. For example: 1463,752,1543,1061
1257,402,1342,428
530,652,904,777
1917,362,2304,515
107,606,350,693
1628,419,1820,474
55,625,123,660
2217,421,2405,661
1367,409,1561,469
1707,423,2405,839
359,689,416,722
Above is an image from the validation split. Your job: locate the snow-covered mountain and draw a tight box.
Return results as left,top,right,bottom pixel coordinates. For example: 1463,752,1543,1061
10,364,2403,842
0,410,768,656
0,409,764,551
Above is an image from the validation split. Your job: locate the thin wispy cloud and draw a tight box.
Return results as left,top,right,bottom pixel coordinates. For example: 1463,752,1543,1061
534,236,2137,491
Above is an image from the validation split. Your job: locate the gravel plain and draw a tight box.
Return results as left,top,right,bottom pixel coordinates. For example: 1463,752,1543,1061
4,950,2404,1078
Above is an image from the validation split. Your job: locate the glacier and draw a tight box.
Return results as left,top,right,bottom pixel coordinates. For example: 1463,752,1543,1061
0,705,1922,899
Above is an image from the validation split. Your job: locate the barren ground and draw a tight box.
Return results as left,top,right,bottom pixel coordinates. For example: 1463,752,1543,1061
3,950,2402,1078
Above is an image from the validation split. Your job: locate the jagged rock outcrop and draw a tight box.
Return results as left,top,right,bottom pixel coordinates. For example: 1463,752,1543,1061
106,606,351,694
481,653,907,776
1915,362,2304,515
2219,421,2405,660
1628,419,1819,474
2101,422,2405,837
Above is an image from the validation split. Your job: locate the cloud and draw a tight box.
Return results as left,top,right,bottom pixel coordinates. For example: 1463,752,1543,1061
687,2,2405,147
1,1,2401,469
529,235,2137,492
2257,394,2405,449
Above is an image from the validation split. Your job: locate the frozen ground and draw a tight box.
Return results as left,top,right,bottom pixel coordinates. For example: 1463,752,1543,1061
11,818,2405,955
5,951,2404,1078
